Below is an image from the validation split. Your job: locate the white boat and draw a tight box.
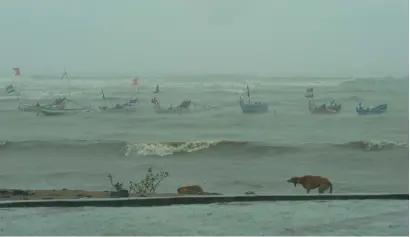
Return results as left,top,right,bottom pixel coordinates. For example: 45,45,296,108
37,98,91,116
39,106,91,116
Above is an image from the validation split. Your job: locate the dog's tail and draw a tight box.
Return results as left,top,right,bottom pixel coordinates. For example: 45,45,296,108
328,181,333,193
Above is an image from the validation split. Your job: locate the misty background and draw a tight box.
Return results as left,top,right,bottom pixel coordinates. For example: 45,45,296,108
0,0,408,77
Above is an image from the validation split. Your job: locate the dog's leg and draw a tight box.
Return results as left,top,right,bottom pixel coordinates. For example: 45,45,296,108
306,188,310,194
318,184,328,194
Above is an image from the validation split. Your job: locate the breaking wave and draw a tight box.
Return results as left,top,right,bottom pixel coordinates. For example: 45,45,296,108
0,139,407,157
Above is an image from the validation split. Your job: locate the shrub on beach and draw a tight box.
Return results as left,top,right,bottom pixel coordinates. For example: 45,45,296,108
107,166,169,195
107,173,125,192
129,167,169,194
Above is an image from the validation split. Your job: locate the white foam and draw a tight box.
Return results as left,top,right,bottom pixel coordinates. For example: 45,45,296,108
124,140,220,156
365,140,408,151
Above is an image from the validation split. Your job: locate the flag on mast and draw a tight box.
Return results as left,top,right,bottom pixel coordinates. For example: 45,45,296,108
132,78,138,86
13,68,20,76
305,88,314,98
132,77,139,92
5,85,15,94
61,68,68,80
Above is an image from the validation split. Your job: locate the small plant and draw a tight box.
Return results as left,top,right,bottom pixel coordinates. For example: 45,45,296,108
129,167,169,194
107,173,124,192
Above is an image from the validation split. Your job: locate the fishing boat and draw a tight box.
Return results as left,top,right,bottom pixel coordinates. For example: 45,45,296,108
38,99,91,116
153,85,159,93
98,90,138,112
18,97,66,113
308,100,342,114
239,85,268,114
39,106,91,116
98,99,137,112
151,97,191,114
356,103,387,115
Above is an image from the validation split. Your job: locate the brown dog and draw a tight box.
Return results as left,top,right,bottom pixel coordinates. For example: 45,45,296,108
287,175,333,194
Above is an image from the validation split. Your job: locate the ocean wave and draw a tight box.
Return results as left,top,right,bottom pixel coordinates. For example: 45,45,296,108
0,139,407,157
124,140,222,156
338,140,409,151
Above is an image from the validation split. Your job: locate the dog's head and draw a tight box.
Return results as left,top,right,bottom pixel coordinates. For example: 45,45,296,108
287,177,299,187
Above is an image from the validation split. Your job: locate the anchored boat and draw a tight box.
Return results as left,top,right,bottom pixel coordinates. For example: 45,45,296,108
239,85,268,114
98,89,138,112
308,100,342,114
151,97,191,114
37,99,91,116
18,97,66,113
356,103,387,115
39,106,91,116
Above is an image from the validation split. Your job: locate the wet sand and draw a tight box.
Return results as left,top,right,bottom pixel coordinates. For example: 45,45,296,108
0,189,189,201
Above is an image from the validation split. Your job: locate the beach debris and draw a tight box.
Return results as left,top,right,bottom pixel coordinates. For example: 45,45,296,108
110,189,130,198
107,174,125,191
107,173,129,197
177,185,222,195
245,191,256,195
0,189,31,196
177,185,204,195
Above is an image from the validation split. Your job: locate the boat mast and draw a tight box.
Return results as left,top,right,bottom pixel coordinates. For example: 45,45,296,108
247,84,250,103
61,68,70,96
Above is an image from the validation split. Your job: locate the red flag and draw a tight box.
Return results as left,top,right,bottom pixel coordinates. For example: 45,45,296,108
132,78,138,86
57,103,65,108
13,68,20,76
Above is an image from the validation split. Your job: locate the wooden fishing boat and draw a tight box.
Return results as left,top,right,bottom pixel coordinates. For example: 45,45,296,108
308,100,341,114
356,103,387,115
18,99,66,113
239,85,268,114
39,106,91,116
152,98,191,114
98,90,138,112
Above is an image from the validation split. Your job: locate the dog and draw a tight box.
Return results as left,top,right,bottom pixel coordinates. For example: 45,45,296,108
287,175,333,194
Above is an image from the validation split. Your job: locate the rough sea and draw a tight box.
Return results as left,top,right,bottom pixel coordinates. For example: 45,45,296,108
0,74,408,235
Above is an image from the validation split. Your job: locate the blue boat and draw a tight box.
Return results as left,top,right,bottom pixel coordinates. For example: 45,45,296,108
356,103,387,115
239,85,268,114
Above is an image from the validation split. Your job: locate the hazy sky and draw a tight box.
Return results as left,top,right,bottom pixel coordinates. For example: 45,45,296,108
0,0,408,76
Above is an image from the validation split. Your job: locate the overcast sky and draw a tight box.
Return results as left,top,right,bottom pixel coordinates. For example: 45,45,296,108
0,0,408,77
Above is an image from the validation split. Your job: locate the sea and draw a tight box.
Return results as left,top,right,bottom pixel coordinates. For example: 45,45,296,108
0,74,408,235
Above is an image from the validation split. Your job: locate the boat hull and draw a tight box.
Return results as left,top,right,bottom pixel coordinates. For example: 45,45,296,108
98,106,136,113
154,105,190,114
40,107,91,116
356,104,387,115
239,101,268,114
18,105,42,113
309,105,342,114
18,101,66,113
308,101,342,114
